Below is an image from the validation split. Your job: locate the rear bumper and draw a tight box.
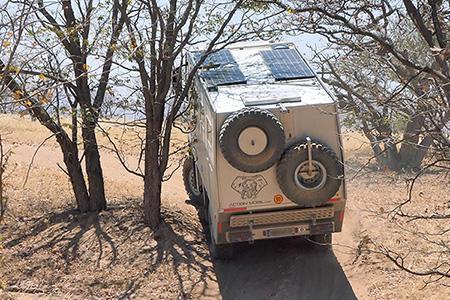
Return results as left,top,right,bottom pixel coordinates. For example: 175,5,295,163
215,205,344,244
229,205,335,227
225,220,334,243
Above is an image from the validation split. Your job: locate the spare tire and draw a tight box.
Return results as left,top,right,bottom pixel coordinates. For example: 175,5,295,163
277,141,343,207
219,107,285,173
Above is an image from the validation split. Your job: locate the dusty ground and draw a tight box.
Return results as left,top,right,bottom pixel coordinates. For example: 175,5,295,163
0,115,449,299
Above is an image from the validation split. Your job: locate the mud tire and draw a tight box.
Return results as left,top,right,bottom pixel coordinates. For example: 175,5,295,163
277,142,343,207
219,107,285,173
182,156,203,205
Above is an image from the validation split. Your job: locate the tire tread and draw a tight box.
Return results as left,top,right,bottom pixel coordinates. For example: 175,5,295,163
276,142,342,207
219,107,285,173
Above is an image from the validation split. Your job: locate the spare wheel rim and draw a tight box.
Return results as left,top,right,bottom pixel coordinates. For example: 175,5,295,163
237,126,268,156
294,160,327,191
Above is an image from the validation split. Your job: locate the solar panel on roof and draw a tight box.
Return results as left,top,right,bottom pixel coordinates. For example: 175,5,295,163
260,48,315,81
200,64,246,88
192,49,236,67
191,49,247,89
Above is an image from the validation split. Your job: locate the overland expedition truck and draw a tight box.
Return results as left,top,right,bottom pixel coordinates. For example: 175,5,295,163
182,42,346,259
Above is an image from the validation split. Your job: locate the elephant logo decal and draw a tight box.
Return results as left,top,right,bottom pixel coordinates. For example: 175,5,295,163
231,175,267,199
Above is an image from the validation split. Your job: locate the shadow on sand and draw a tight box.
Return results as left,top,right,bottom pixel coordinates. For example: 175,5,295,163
4,201,356,299
189,198,357,299
213,238,357,300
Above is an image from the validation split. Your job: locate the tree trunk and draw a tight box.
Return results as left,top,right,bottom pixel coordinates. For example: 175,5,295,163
62,146,90,212
382,139,401,171
143,166,162,228
398,115,431,170
143,116,162,228
81,117,106,211
143,148,162,228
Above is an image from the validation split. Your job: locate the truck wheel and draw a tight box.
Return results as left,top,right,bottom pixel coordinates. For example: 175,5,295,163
208,214,233,260
182,156,203,205
219,107,285,173
277,142,343,207
309,233,332,250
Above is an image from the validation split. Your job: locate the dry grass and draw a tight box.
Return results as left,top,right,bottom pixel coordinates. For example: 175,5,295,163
344,172,450,299
0,115,56,147
0,114,186,155
338,129,450,299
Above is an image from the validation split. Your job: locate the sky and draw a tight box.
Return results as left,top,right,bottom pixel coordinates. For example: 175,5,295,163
284,33,326,59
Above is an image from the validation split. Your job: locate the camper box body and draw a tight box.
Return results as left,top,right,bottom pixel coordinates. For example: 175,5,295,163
186,42,346,246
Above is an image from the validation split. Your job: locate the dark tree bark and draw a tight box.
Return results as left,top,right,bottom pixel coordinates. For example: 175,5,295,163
143,88,164,227
62,138,90,212
82,117,106,211
0,134,8,221
143,152,162,227
398,115,428,170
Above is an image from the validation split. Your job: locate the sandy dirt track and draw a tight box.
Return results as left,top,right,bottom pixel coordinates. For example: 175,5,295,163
3,116,450,299
3,139,364,299
213,239,357,300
